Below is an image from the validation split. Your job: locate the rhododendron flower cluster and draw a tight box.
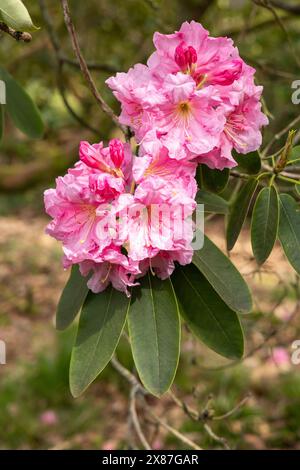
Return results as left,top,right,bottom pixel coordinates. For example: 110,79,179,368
44,21,268,296
107,20,268,169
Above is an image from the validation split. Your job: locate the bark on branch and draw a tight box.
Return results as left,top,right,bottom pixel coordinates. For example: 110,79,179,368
0,22,32,42
60,0,125,133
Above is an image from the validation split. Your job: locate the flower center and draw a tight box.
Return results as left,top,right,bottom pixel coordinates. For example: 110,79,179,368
177,101,191,117
224,114,247,148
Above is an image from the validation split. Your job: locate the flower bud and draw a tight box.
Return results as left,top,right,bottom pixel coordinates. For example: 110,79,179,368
186,46,197,66
79,141,101,169
109,139,124,168
175,42,197,71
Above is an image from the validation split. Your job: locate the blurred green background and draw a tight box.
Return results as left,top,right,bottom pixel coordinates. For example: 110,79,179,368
0,0,300,449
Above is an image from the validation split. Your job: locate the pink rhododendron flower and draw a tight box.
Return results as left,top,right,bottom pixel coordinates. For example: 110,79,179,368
45,135,196,293
148,21,243,87
139,249,193,280
113,176,196,267
107,20,268,168
79,246,140,297
44,168,107,266
106,64,163,140
79,138,133,198
133,136,197,195
44,139,134,268
148,73,225,159
196,69,269,169
45,20,269,296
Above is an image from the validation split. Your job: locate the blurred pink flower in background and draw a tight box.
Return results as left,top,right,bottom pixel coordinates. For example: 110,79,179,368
270,347,291,370
39,410,58,426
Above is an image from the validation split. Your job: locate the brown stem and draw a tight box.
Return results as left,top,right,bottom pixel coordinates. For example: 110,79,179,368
0,22,32,42
60,0,124,133
38,0,99,135
269,1,300,14
129,385,152,450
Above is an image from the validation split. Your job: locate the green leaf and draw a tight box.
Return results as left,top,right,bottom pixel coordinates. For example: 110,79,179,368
128,274,180,396
193,234,252,313
226,178,258,251
172,264,244,359
278,194,300,275
233,150,261,175
0,0,37,30
200,165,230,194
0,105,3,142
56,265,89,331
251,186,279,265
70,288,129,397
196,190,229,214
295,184,300,197
0,66,44,139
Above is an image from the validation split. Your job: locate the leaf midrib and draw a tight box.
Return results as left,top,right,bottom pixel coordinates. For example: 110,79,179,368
280,199,300,253
261,189,271,251
228,180,257,247
148,273,161,390
79,287,113,389
194,253,235,306
180,268,232,347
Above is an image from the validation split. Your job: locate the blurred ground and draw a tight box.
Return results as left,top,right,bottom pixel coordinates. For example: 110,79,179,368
0,213,299,450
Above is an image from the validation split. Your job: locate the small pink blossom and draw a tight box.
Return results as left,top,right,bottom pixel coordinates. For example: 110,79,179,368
270,347,290,369
39,410,58,426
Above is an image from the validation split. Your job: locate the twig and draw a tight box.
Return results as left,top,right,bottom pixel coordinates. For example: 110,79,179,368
252,1,300,66
143,402,203,451
269,1,300,14
129,385,152,450
245,57,296,81
111,357,202,449
39,0,114,73
221,14,295,38
168,389,250,449
262,162,300,180
111,356,143,390
168,390,199,420
38,0,99,135
213,394,251,421
262,114,300,156
61,57,118,73
202,423,230,449
0,21,32,42
60,0,125,133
